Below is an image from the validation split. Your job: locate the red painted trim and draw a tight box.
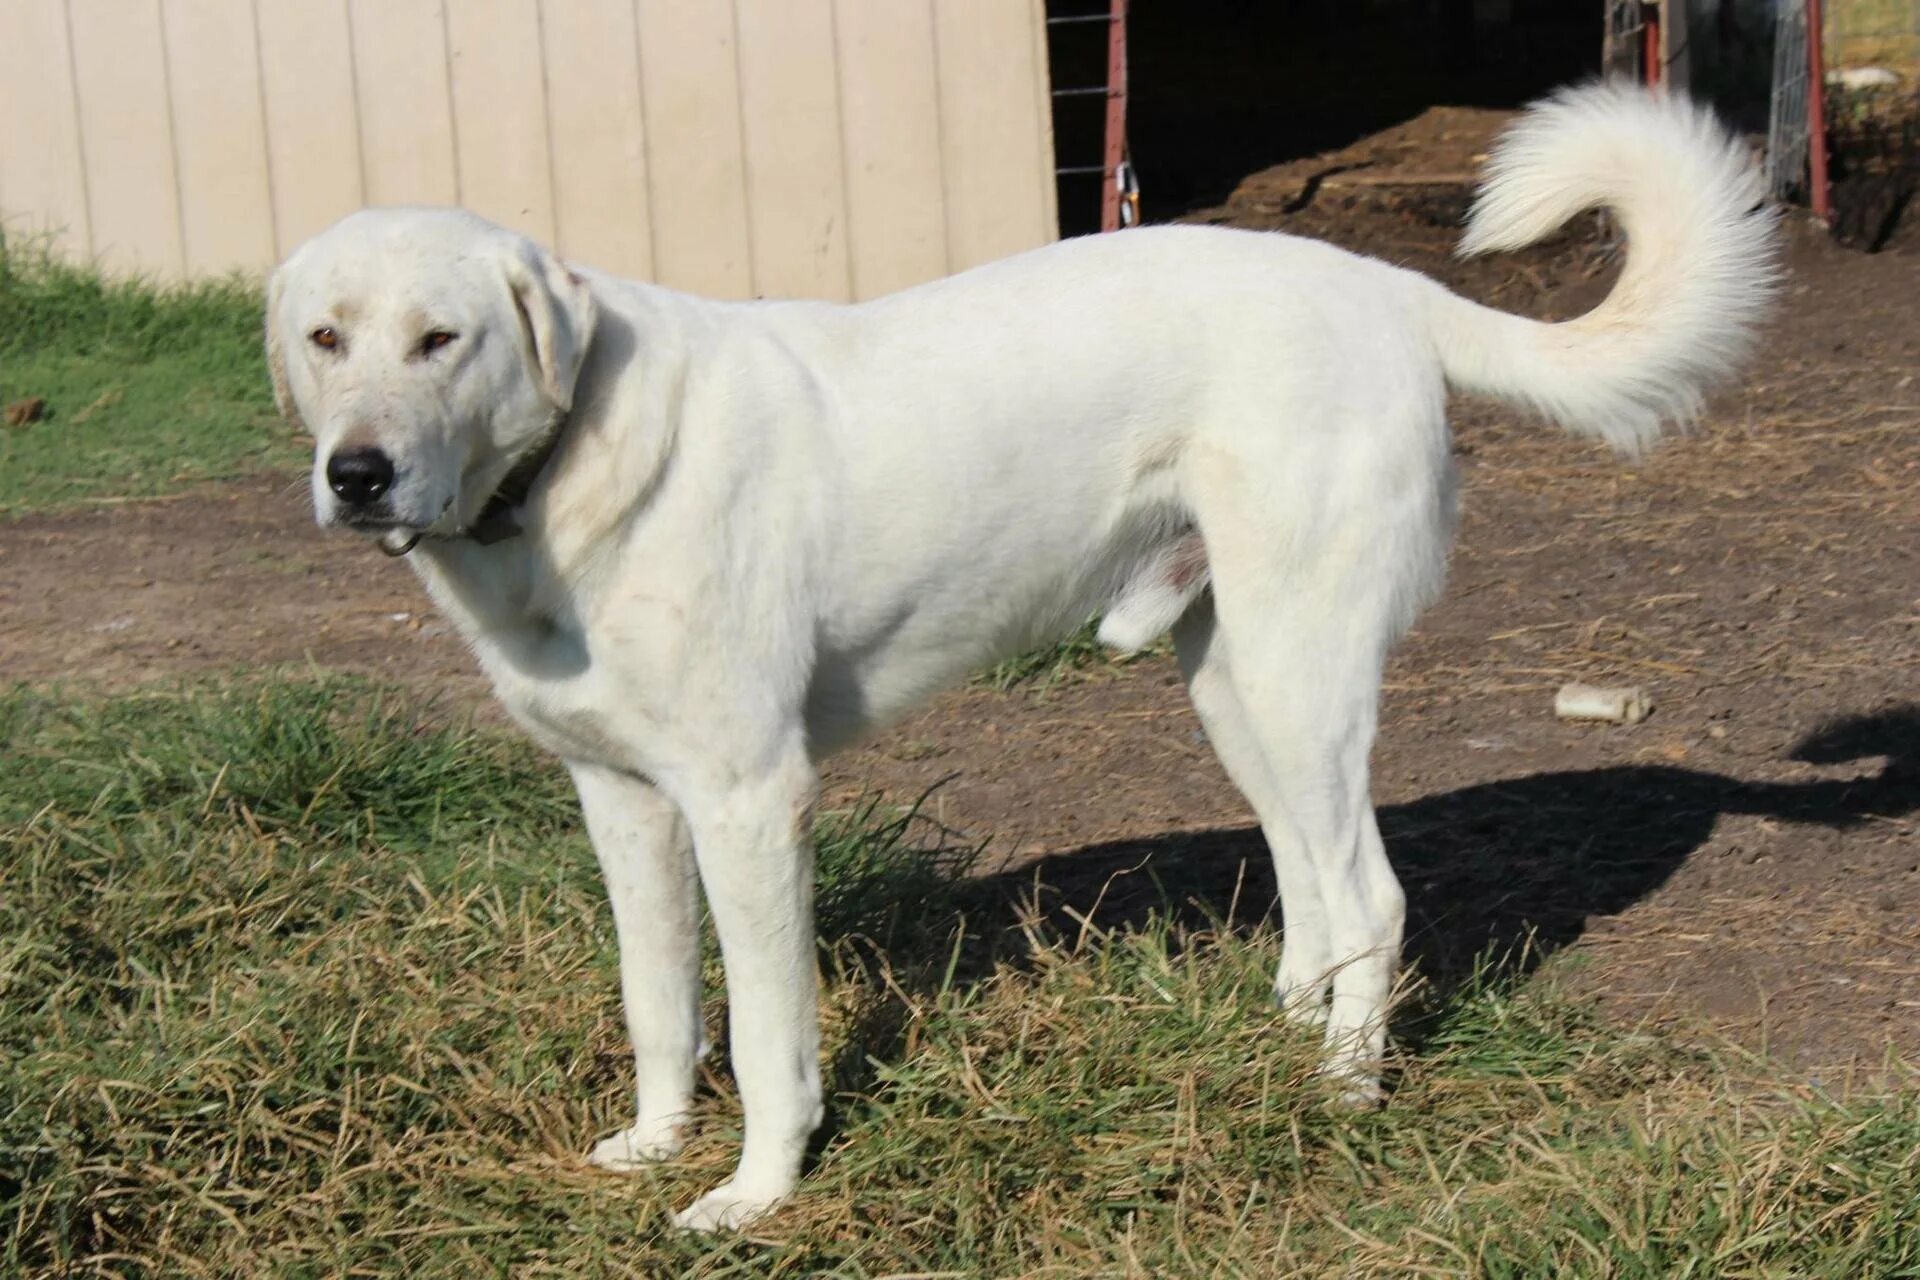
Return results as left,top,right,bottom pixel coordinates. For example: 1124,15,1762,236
1805,0,1832,219
1643,3,1662,85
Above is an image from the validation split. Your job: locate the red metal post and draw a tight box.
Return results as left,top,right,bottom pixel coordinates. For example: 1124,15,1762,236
1642,1,1662,85
1805,0,1832,219
1100,0,1129,233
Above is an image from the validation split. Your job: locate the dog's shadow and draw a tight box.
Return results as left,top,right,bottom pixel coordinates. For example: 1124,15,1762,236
816,705,1920,1110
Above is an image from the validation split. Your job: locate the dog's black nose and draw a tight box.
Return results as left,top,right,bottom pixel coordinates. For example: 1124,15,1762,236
326,447,394,506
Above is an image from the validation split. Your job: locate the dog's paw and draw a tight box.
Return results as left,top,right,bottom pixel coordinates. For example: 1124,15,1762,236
1315,1060,1386,1111
1329,1076,1386,1110
587,1121,684,1172
672,1181,785,1233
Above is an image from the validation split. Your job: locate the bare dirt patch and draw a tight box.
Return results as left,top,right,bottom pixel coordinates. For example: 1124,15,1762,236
4,108,1916,1077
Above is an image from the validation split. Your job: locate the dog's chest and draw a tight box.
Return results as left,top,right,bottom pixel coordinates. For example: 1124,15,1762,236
477,632,632,766
417,552,653,771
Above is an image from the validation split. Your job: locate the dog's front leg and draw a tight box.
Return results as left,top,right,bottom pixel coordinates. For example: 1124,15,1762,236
570,763,706,1170
668,752,823,1232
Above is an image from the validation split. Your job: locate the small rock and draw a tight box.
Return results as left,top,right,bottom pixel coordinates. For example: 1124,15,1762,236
1828,66,1901,90
1554,683,1651,725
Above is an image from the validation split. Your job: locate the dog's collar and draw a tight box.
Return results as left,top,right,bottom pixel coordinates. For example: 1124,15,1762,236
378,414,566,557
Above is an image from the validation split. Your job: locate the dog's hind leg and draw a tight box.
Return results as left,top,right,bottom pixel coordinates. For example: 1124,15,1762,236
1190,483,1415,1104
1174,601,1333,1025
1216,606,1403,1103
1222,626,1401,1101
571,763,706,1168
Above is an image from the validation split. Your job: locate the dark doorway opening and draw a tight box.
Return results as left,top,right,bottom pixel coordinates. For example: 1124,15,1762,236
1047,0,1600,237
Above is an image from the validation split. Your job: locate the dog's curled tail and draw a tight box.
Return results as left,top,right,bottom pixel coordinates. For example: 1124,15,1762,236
1426,82,1779,455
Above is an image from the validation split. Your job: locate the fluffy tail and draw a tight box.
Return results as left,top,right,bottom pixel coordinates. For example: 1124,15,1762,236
1426,82,1779,455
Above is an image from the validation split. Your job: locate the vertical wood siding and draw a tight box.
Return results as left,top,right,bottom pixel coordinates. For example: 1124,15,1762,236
0,0,1057,299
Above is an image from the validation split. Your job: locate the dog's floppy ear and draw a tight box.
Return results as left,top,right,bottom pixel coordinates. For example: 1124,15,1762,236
503,238,598,415
262,267,307,434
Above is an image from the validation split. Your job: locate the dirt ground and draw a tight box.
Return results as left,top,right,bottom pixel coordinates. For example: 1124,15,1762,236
3,107,1916,1080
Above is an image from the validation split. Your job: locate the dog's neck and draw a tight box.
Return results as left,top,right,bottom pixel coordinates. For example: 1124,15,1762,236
514,297,688,560
397,291,692,594
464,412,570,546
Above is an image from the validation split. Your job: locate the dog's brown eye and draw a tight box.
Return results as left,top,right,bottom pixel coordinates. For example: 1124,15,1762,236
421,330,457,354
310,327,338,349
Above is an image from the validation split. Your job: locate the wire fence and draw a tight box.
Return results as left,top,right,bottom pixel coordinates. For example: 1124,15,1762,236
1602,0,1651,81
1767,0,1815,203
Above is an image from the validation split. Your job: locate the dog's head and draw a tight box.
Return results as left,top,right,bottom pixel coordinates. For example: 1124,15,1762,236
266,208,597,545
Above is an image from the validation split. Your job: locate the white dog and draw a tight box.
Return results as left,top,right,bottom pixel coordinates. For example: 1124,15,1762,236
266,84,1775,1230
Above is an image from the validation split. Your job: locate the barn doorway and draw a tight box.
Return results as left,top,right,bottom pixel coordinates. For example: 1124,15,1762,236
1046,1,1599,236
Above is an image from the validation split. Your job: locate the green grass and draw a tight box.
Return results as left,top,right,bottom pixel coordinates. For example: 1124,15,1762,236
6,688,1919,1273
1827,0,1920,76
0,238,296,515
979,617,1169,690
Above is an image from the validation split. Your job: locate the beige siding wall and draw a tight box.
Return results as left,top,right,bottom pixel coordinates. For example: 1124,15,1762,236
0,0,1058,300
